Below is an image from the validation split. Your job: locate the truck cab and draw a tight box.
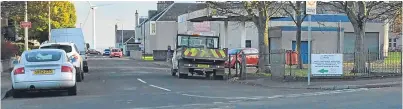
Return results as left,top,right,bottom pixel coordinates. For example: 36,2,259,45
171,34,227,80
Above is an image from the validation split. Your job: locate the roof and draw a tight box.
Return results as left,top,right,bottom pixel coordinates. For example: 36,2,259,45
157,3,207,21
271,14,382,23
40,42,75,47
275,26,344,32
115,30,135,44
137,3,207,27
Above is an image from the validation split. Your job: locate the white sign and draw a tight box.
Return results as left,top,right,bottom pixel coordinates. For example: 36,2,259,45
305,1,317,15
311,54,343,76
149,21,156,35
193,22,211,32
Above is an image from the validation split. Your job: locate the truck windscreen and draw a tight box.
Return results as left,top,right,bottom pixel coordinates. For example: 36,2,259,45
178,35,218,49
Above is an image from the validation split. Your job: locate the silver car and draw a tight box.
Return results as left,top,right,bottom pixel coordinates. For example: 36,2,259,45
11,49,77,98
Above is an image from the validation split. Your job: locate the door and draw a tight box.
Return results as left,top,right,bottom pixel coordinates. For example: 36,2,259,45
292,41,308,64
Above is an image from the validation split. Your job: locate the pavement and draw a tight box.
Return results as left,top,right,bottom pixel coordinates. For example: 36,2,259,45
1,69,12,100
230,76,402,90
1,55,401,109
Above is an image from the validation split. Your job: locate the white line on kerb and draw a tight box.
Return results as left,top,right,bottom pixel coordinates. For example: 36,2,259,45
137,78,147,84
149,85,171,92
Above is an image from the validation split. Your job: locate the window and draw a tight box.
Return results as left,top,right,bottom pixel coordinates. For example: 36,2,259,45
246,40,251,48
389,39,392,43
393,43,397,47
389,43,392,47
40,44,72,53
394,38,397,42
25,51,62,62
112,49,120,52
243,48,259,54
228,49,241,55
177,35,219,49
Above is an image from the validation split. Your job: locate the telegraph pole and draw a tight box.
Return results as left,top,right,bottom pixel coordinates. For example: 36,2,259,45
24,1,28,51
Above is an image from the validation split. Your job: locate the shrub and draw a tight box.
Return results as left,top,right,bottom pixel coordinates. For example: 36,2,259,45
1,41,19,60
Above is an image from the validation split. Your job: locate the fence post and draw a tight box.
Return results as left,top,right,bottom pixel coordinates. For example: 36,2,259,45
241,51,247,80
228,54,232,78
235,53,238,77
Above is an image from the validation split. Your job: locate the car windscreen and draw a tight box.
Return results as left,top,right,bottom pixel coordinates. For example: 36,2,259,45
228,49,241,55
243,49,259,54
112,49,120,52
104,49,110,52
25,51,62,62
41,45,72,53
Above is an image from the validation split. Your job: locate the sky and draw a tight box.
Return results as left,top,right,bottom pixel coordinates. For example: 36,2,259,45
73,1,158,51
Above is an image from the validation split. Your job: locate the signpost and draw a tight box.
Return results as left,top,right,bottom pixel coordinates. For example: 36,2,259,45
20,21,31,28
305,1,316,85
311,54,343,76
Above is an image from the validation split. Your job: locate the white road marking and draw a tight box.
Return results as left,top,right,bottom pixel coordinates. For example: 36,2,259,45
137,78,147,84
149,85,171,92
181,88,370,100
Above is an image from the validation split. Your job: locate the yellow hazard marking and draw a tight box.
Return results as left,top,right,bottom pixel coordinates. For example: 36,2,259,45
200,49,207,57
191,48,198,56
184,49,190,56
218,50,226,57
210,49,219,58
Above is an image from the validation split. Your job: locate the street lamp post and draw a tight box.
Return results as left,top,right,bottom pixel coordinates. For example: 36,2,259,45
48,1,51,41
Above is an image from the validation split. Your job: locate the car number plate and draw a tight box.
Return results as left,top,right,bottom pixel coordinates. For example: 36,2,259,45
197,64,210,68
34,69,54,75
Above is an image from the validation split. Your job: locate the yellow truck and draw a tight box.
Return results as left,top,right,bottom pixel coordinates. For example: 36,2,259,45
171,34,227,80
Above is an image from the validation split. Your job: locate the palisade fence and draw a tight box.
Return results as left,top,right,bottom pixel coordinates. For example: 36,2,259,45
268,48,402,80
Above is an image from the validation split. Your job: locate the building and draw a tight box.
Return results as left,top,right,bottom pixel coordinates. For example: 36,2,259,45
178,9,387,63
115,24,136,55
135,2,207,54
388,33,402,51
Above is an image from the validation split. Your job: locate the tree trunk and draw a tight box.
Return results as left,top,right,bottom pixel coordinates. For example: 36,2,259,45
257,25,268,73
296,22,303,69
352,23,368,73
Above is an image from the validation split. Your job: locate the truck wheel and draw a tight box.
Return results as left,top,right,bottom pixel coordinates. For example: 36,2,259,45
214,75,224,80
178,73,188,79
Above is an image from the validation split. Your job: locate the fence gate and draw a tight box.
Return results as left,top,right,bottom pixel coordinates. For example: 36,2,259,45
269,49,286,80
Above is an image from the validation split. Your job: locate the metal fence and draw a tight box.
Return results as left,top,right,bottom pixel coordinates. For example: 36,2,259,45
270,48,403,80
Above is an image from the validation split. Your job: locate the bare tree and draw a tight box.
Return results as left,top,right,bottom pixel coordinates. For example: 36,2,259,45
207,1,283,73
282,1,307,69
322,1,401,73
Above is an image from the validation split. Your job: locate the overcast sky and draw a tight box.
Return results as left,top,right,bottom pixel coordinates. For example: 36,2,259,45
73,1,158,50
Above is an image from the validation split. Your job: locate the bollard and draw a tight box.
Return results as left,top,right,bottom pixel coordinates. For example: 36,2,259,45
241,51,247,80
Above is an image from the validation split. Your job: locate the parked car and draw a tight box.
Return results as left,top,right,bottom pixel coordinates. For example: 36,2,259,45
103,49,110,56
224,48,259,69
50,28,89,73
87,49,101,55
39,42,84,82
110,48,123,58
11,49,77,98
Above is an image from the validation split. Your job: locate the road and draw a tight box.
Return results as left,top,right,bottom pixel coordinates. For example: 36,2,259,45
2,55,402,109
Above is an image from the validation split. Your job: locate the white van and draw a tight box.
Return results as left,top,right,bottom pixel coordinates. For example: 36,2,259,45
49,28,89,72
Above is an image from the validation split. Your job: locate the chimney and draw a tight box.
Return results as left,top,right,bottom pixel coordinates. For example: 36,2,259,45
135,10,139,27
